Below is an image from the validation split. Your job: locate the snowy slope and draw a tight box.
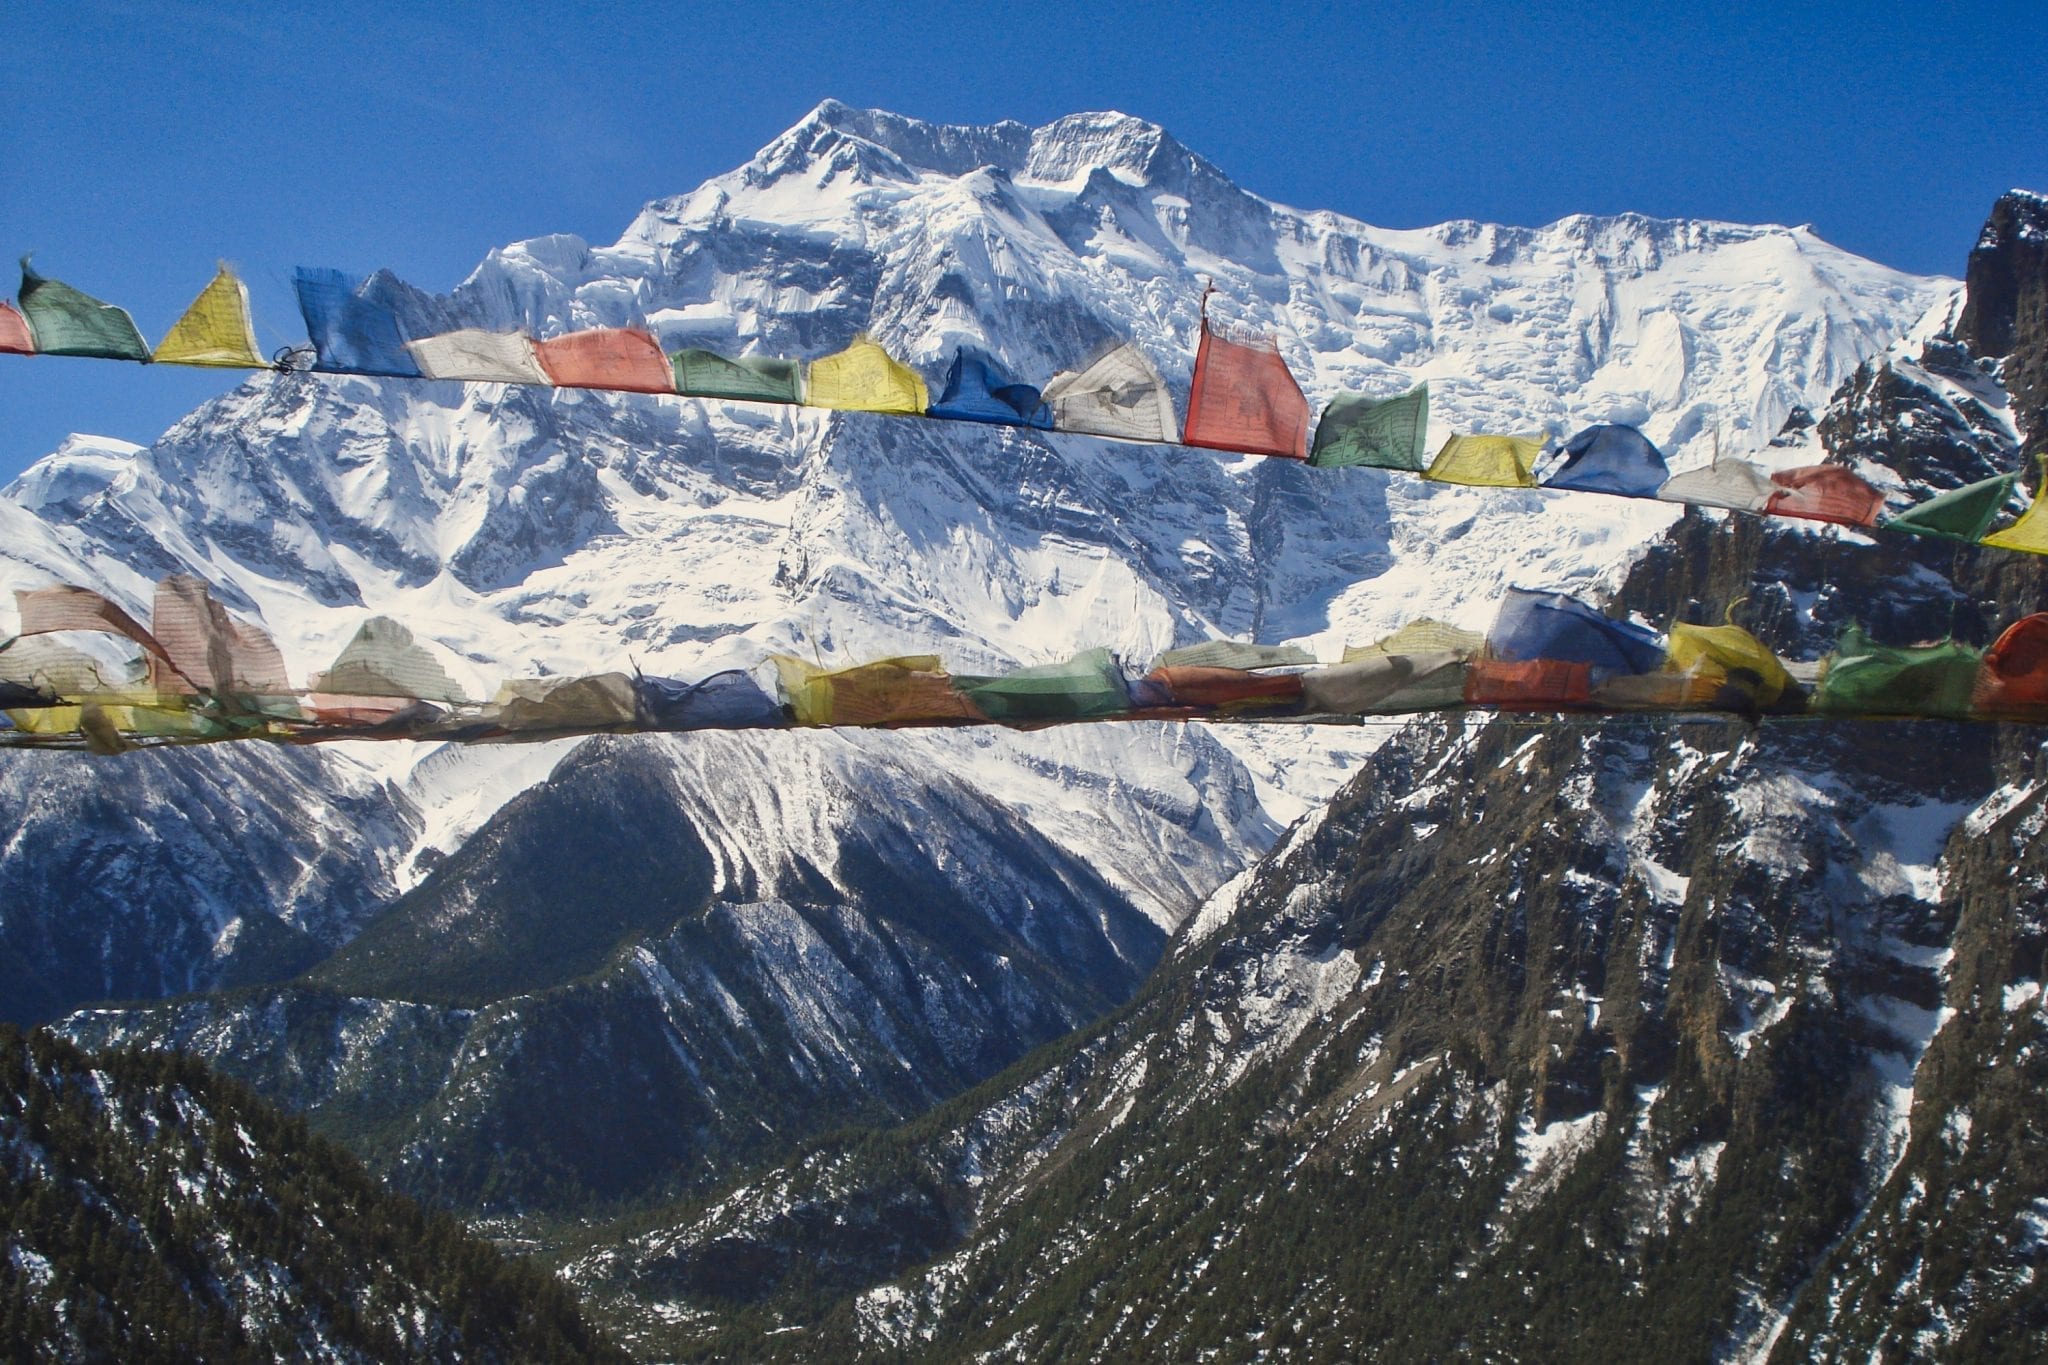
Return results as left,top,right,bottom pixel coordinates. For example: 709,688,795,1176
0,102,1948,944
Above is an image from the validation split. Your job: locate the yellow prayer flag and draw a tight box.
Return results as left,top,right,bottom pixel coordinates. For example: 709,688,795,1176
154,264,264,368
1667,620,1791,707
1982,460,2048,555
1424,434,1543,488
804,336,930,415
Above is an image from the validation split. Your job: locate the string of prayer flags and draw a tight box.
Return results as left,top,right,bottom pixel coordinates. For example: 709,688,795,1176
15,249,2048,570
1182,320,1311,459
153,265,264,368
1309,385,1430,470
1040,342,1179,444
18,258,149,361
805,335,930,414
23,569,2048,750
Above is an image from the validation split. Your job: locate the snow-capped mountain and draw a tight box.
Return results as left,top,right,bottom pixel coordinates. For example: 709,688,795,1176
0,104,1965,1223
1,101,1944,944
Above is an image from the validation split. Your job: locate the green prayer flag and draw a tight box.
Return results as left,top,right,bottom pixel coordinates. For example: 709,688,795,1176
956,648,1130,720
1309,384,1429,470
1815,627,1982,719
672,348,804,404
1880,472,2017,544
17,257,150,361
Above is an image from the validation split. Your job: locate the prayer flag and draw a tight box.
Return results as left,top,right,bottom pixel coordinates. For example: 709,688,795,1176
1657,458,1775,511
154,265,264,368
1487,588,1664,682
805,336,930,414
18,258,149,361
1981,459,2048,554
1425,434,1542,487
672,348,804,404
0,301,34,355
1761,465,1885,527
294,267,428,377
1182,321,1310,459
1816,627,1981,718
534,327,676,393
406,329,551,385
1544,424,1669,497
1040,342,1178,443
1880,472,2018,544
927,348,1051,427
1309,385,1429,470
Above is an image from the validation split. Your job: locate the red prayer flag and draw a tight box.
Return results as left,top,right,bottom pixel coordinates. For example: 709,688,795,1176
12,584,193,686
1181,323,1310,459
1464,657,1594,710
1762,465,1885,527
0,302,34,354
1144,665,1305,710
533,327,675,393
1974,613,2048,720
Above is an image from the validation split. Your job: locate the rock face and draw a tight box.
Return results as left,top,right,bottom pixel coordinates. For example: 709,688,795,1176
59,733,1165,1215
0,744,414,1027
1957,189,2048,450
0,1025,625,1361
563,676,2048,1360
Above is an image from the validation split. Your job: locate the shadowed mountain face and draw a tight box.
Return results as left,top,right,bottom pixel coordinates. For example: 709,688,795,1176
561,686,2047,1359
61,732,1162,1215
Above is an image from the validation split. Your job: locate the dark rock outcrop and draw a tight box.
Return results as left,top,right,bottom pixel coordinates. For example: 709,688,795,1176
1957,189,2048,450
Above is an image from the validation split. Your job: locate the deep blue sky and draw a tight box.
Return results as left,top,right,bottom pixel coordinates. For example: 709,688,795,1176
3,0,2041,481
